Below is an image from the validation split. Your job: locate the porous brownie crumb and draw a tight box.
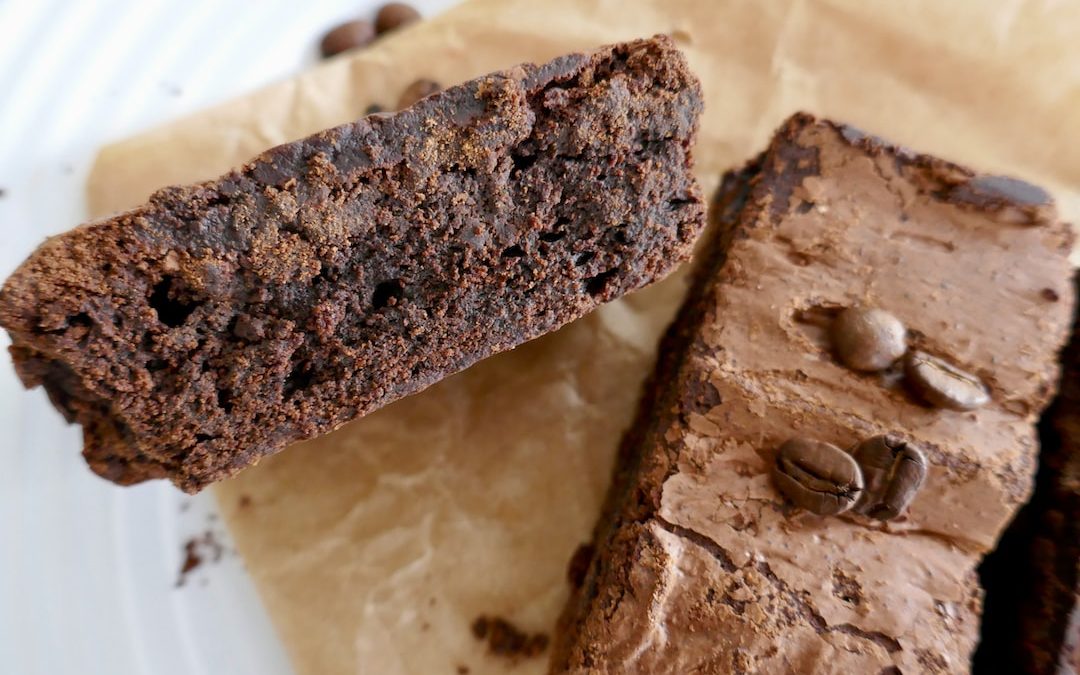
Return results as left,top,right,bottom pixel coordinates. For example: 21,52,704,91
0,36,704,493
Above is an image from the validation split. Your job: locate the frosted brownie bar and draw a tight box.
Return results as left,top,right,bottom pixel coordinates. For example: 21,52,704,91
553,113,1075,673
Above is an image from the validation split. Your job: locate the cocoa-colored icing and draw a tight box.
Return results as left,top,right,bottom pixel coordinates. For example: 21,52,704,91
553,114,1076,673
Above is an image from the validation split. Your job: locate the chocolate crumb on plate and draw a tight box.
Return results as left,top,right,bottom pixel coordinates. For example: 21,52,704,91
177,540,202,585
471,616,549,660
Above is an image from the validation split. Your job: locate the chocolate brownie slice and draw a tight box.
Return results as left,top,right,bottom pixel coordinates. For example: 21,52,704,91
977,273,1080,674
552,114,1075,673
0,36,704,493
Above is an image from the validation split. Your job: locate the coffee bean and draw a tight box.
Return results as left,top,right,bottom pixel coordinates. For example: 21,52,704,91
851,435,927,520
830,307,907,372
320,20,376,58
965,174,1052,207
773,438,863,515
904,350,989,411
376,3,421,35
397,79,442,110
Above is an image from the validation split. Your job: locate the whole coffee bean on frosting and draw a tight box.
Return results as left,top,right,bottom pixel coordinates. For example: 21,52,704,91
773,438,864,516
852,434,927,521
830,307,907,372
376,3,421,35
904,350,990,411
397,78,442,109
320,20,376,58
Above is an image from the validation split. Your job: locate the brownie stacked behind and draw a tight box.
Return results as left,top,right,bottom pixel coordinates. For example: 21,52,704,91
977,274,1080,674
0,36,705,493
552,113,1076,674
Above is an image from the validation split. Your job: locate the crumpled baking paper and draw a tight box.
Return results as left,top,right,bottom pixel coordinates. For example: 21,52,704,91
87,0,1080,673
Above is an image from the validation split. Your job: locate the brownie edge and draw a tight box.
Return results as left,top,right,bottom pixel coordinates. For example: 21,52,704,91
0,36,705,492
976,273,1080,674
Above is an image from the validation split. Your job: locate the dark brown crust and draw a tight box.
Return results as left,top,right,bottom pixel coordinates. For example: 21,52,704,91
552,121,813,670
976,272,1080,674
0,36,705,493
552,112,1074,672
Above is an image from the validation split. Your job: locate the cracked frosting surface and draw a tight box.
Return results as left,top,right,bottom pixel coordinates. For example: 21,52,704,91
553,114,1077,673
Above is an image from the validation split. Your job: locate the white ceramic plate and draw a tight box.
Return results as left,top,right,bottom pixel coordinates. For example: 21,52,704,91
0,2,456,673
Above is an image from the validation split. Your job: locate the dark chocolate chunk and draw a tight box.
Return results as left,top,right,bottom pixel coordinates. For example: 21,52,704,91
471,616,549,659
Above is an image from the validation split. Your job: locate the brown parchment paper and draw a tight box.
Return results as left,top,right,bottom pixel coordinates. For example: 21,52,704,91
87,1,1080,673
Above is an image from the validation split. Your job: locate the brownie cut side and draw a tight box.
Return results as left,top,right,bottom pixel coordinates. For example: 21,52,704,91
0,36,705,493
552,113,1075,674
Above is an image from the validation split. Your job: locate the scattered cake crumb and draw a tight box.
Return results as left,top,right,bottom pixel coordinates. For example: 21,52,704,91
238,494,253,509
175,531,225,587
471,615,549,660
456,666,469,674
